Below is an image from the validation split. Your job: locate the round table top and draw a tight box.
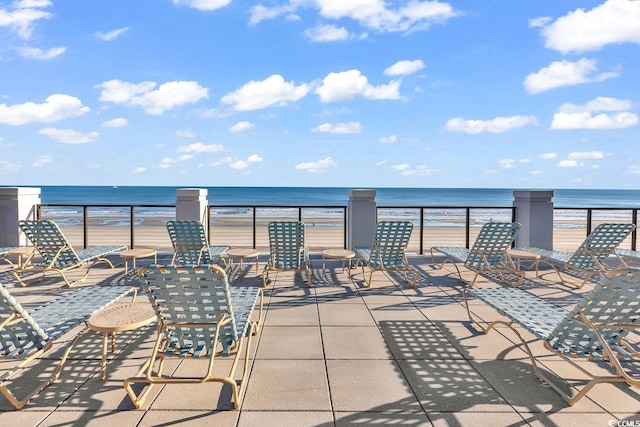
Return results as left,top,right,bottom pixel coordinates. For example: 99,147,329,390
9,246,35,256
87,302,156,333
322,248,356,259
508,249,541,260
227,248,260,258
120,248,157,259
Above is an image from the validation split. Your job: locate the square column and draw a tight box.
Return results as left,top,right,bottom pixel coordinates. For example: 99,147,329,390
513,190,554,249
0,187,41,246
347,189,377,249
176,188,209,227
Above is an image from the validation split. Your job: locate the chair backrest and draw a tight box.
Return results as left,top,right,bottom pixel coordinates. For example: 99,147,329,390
268,221,307,269
166,220,213,265
465,222,521,269
369,221,413,268
550,268,640,357
566,223,636,270
0,281,48,357
138,265,238,356
18,220,81,268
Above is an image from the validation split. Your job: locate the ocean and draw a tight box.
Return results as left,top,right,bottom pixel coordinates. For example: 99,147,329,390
31,186,640,229
35,186,640,208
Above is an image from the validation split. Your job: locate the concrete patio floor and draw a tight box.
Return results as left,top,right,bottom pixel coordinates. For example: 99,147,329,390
0,252,638,427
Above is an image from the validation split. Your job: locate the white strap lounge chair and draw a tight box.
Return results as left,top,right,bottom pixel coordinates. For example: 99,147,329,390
124,265,263,409
464,268,640,405
354,220,419,288
430,222,523,287
165,220,229,266
0,283,135,409
17,220,127,288
517,222,635,288
262,221,312,287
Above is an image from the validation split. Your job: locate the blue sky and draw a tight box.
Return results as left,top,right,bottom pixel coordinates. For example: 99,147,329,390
1,0,639,189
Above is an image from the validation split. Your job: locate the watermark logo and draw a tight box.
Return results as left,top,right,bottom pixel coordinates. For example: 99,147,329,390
609,420,640,427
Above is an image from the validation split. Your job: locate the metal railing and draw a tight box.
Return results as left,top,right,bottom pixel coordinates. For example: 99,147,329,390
35,203,638,253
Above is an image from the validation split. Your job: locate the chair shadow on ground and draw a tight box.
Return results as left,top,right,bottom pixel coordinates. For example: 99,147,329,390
317,318,575,427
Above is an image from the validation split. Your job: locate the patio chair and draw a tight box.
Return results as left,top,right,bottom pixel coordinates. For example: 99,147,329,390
517,222,635,288
165,220,229,266
262,221,312,287
0,283,135,409
354,220,419,288
16,220,127,287
463,268,640,405
430,222,523,287
124,265,263,409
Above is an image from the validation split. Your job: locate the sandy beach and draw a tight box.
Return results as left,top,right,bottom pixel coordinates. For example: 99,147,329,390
47,215,629,254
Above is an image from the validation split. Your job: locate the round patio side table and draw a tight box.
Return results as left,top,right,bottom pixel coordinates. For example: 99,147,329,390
321,249,356,282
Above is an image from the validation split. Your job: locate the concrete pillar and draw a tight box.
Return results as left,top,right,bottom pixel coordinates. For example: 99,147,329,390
347,189,377,249
0,187,41,246
176,188,209,228
513,190,554,249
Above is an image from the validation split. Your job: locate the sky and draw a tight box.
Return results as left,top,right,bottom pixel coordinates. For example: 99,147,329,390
0,0,639,189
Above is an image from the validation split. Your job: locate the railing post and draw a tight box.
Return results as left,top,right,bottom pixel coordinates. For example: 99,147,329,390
513,190,554,249
347,189,377,250
0,187,41,246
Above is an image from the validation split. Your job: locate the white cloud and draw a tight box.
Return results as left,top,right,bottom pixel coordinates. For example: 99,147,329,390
95,27,129,41
221,74,309,111
539,0,640,53
172,0,231,11
304,24,350,42
38,128,99,144
0,94,89,125
551,112,638,130
33,155,52,167
315,69,400,102
229,121,255,133
159,154,193,168
376,160,387,167
539,152,557,160
0,0,52,39
250,0,460,33
312,121,362,134
294,156,337,173
445,115,537,134
176,129,196,138
558,159,581,168
558,96,633,113
528,16,551,28
176,142,224,153
391,163,437,176
0,159,22,173
101,117,128,128
524,58,617,94
18,46,66,60
499,159,516,169
629,165,640,175
227,154,263,170
96,80,209,115
132,166,146,174
568,151,606,160
551,96,639,130
384,59,425,76
530,170,543,175
380,135,397,143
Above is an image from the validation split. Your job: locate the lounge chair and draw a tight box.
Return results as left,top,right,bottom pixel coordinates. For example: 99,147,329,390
463,268,640,405
16,220,127,287
165,220,229,266
0,283,136,409
262,221,312,287
430,222,523,287
354,220,419,288
124,265,263,409
517,222,635,288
